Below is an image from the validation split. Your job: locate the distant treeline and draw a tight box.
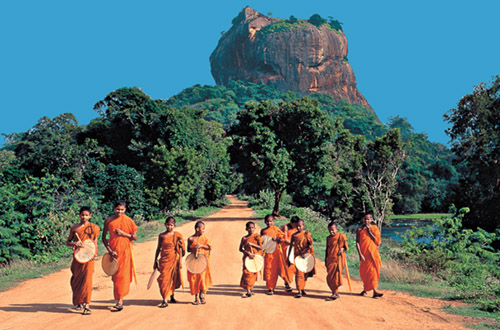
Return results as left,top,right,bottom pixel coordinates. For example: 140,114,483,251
1,78,498,264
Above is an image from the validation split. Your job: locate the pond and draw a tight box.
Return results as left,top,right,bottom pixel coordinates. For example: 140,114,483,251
381,218,434,242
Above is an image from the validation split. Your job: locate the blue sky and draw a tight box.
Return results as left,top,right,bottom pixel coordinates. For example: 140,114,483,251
1,0,499,145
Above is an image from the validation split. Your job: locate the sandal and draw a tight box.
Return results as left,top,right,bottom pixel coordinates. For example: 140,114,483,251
295,292,302,298
74,304,83,310
169,297,177,304
82,307,92,315
360,290,367,296
285,283,292,292
326,294,339,301
267,289,274,295
158,301,168,308
200,294,206,304
113,304,123,311
193,299,199,305
301,290,307,296
373,292,384,298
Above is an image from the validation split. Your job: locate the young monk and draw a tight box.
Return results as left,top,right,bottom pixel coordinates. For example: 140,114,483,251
102,200,138,311
325,222,348,301
356,213,383,298
288,219,316,298
260,214,286,295
280,216,300,292
187,221,212,305
239,221,263,298
153,217,185,308
66,206,100,315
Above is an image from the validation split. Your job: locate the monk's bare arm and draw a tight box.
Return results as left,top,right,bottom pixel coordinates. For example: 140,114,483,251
65,226,82,248
365,225,378,243
102,218,117,257
114,228,136,241
153,235,162,269
239,237,248,256
355,228,365,261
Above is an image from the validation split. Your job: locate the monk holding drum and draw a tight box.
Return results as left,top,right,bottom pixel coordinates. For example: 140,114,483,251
66,206,100,315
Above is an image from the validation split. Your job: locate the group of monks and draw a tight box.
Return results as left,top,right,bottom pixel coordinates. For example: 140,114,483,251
238,214,383,301
66,201,383,315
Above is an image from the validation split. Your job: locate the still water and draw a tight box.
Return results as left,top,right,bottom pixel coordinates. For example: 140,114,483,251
381,219,433,242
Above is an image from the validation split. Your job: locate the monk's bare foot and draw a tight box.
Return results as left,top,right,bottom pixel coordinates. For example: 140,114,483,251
82,307,91,315
193,299,199,305
285,283,292,292
242,292,251,298
373,291,384,298
301,290,307,296
169,296,177,303
113,304,123,311
267,289,274,295
158,301,168,308
200,293,206,304
295,292,302,298
74,304,83,310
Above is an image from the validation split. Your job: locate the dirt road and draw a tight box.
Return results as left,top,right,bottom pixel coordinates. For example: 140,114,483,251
0,196,470,329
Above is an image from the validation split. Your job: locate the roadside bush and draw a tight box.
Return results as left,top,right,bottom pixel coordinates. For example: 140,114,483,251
402,207,500,311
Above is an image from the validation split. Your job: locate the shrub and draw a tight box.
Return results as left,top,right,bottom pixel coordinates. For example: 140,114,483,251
308,14,327,28
402,207,500,311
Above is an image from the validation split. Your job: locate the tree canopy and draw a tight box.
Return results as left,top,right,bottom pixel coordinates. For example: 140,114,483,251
444,76,500,232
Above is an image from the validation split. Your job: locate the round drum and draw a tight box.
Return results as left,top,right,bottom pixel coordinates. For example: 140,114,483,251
101,253,119,276
261,235,276,254
287,246,295,264
294,253,315,273
74,239,96,263
244,254,264,273
185,253,208,274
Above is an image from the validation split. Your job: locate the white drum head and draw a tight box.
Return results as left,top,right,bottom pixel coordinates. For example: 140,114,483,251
74,239,96,263
294,253,315,273
261,235,277,254
244,254,264,272
287,246,295,264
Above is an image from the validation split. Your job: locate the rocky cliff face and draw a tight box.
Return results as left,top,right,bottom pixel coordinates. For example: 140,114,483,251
210,8,372,109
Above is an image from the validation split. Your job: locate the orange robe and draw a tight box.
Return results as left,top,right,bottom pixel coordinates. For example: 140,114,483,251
261,226,285,290
326,233,348,294
157,231,185,299
70,223,100,306
187,234,212,295
291,230,315,291
107,215,138,300
240,233,263,290
357,225,382,291
280,224,297,283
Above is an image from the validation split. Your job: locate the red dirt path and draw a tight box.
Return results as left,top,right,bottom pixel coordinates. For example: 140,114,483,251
0,196,471,329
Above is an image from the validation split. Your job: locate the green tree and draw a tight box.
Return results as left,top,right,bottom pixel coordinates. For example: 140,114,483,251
87,87,233,213
389,116,457,214
9,113,89,181
327,16,343,31
308,14,327,28
444,76,500,232
357,129,406,229
229,101,294,216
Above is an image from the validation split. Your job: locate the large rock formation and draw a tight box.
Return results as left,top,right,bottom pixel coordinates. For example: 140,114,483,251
210,7,372,109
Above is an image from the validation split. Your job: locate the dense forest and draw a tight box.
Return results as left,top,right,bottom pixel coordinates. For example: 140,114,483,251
0,77,498,268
